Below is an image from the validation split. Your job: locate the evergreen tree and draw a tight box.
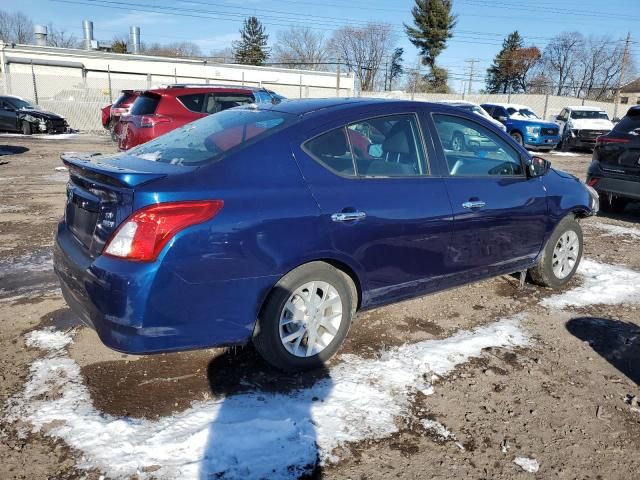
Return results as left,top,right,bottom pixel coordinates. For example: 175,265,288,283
486,31,540,94
388,47,404,90
233,16,270,66
404,0,456,92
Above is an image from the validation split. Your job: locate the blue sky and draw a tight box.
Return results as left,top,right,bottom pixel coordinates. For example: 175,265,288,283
4,0,639,90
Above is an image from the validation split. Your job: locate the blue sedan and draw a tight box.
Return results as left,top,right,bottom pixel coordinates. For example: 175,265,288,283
53,98,598,371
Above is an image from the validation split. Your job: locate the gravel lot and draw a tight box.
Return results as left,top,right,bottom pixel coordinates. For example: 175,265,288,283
0,134,639,479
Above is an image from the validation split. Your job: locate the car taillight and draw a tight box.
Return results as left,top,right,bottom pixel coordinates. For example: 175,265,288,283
104,200,224,261
595,136,630,145
140,115,171,128
587,178,599,187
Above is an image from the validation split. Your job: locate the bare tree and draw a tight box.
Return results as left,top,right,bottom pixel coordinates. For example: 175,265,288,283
210,47,234,63
573,36,626,100
272,27,328,70
0,10,34,44
143,41,202,58
329,23,395,92
47,23,80,48
542,32,585,95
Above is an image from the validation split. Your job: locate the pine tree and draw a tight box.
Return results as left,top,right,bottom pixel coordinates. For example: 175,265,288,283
404,0,456,92
485,31,540,94
233,17,270,66
389,47,404,90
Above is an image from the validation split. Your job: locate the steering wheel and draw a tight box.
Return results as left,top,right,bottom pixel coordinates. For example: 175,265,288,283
487,161,517,176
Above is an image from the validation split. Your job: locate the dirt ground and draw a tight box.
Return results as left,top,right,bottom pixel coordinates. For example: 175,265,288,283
0,134,639,479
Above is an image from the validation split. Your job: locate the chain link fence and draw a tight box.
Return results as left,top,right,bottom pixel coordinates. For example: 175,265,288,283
0,63,349,133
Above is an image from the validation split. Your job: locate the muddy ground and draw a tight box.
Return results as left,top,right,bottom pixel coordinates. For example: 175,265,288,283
0,135,639,479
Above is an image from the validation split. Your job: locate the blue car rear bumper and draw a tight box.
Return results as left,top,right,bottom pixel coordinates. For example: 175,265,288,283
53,223,278,354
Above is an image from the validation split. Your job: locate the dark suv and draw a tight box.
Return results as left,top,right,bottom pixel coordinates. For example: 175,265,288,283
587,106,640,213
117,85,284,150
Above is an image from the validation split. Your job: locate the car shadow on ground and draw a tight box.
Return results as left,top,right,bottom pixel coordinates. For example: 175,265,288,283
566,317,640,385
0,145,29,156
201,345,330,479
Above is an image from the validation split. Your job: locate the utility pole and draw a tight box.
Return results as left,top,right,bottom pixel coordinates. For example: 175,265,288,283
465,58,478,95
614,32,631,120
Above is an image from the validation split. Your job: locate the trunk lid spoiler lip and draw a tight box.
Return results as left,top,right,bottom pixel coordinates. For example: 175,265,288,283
61,152,185,188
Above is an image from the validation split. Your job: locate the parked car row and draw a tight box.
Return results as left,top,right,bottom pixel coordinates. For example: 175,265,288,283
101,84,286,150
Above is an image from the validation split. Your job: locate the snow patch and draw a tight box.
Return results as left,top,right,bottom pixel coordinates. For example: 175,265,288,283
541,259,640,309
514,456,540,473
25,327,73,351
6,317,527,479
590,222,640,241
136,151,162,161
0,133,78,140
548,151,580,157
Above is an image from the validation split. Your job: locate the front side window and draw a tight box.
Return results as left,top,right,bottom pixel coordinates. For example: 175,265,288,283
433,114,524,177
304,114,428,178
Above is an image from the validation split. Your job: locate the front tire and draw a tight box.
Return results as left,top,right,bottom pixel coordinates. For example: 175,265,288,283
253,262,356,372
529,216,583,288
451,132,466,151
511,131,524,146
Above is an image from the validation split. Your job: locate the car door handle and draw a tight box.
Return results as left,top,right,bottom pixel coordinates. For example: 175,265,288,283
331,211,367,222
462,201,486,209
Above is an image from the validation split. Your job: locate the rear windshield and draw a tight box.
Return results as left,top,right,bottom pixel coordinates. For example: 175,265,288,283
128,108,296,166
113,92,135,107
613,114,640,134
570,110,609,120
131,94,160,115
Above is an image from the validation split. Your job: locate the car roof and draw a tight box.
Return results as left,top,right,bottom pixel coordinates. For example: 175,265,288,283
257,97,420,116
565,105,606,111
435,100,479,107
0,95,27,101
144,86,255,96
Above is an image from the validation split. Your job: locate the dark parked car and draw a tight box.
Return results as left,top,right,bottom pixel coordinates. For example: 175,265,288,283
54,98,597,371
101,89,140,135
0,95,68,134
117,84,285,150
587,106,640,212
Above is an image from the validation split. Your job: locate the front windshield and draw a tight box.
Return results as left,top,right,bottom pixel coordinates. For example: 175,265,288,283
508,107,540,120
7,98,36,110
570,110,609,120
129,107,296,166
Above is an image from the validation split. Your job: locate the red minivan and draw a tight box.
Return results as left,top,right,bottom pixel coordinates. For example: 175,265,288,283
117,85,281,150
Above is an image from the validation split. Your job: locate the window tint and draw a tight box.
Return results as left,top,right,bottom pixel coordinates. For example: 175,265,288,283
613,114,640,133
113,92,135,107
347,114,427,176
178,93,206,113
131,94,160,115
434,114,524,177
481,105,494,115
204,94,254,114
129,109,294,166
305,128,355,176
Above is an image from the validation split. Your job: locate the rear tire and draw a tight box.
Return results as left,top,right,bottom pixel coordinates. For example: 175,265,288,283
529,216,583,288
253,262,356,372
511,131,524,146
21,122,32,135
451,131,466,151
599,193,628,214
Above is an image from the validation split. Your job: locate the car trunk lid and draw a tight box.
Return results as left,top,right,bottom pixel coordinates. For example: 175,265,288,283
61,152,170,258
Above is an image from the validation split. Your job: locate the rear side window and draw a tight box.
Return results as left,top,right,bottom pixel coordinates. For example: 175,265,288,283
129,108,295,166
304,113,428,178
131,94,160,115
204,94,254,114
305,128,355,176
613,114,640,134
178,93,206,113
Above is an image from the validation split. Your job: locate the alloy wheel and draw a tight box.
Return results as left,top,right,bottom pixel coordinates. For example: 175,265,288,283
552,230,580,279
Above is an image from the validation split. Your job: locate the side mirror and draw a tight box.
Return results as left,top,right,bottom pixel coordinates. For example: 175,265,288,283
498,115,507,123
527,155,550,178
